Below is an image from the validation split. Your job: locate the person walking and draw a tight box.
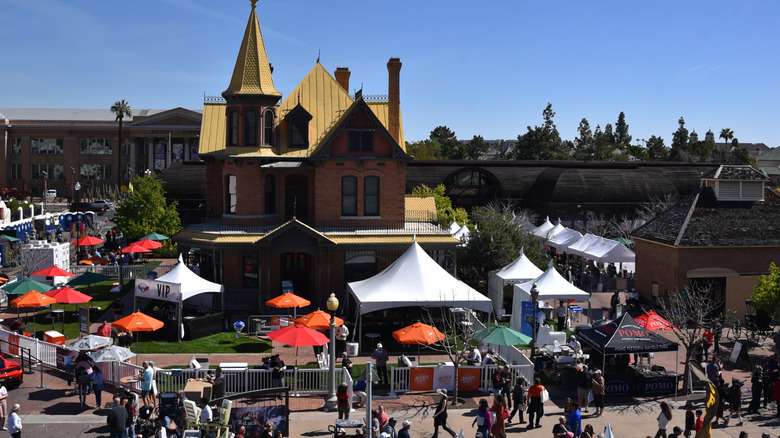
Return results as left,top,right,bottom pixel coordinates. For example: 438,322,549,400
654,401,673,438
576,365,592,413
591,369,605,417
527,378,546,429
747,365,763,414
92,365,104,409
398,420,412,438
107,396,127,438
567,401,582,437
490,394,509,438
336,383,350,419
556,301,567,331
508,376,527,424
471,399,492,438
0,383,7,430
8,404,21,438
432,389,456,438
371,344,390,386
728,379,745,426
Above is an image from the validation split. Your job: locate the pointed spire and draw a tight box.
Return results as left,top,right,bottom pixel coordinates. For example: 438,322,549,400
223,0,281,98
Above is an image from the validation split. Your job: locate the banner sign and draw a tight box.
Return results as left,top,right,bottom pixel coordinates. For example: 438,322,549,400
79,307,90,336
520,301,535,337
433,365,455,391
457,367,481,392
135,279,181,303
409,367,434,391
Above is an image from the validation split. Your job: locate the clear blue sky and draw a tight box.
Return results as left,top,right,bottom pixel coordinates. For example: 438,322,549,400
2,0,779,147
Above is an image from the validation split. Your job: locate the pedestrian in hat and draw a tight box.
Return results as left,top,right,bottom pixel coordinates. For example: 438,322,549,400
384,417,398,438
8,404,21,438
433,389,456,438
399,420,412,438
341,352,353,376
371,343,389,385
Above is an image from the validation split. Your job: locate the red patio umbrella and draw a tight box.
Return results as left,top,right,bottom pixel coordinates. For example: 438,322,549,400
121,243,151,254
136,239,163,250
72,235,104,246
31,265,75,277
267,323,330,366
45,287,93,304
295,309,343,330
634,310,676,331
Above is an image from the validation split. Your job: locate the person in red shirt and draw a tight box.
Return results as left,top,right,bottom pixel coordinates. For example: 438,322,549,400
702,330,714,362
97,320,112,338
694,409,704,433
527,378,546,429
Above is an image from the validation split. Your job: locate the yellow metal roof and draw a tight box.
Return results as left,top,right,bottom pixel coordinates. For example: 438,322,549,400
367,101,405,149
175,231,264,245
278,63,354,155
223,0,281,97
405,195,437,222
176,229,458,247
327,235,460,245
199,103,227,154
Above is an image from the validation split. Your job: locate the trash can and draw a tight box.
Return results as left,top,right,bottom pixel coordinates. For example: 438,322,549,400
560,366,577,390
346,342,359,357
44,330,65,345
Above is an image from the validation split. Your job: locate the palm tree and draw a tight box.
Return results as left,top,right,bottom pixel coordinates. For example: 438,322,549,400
110,100,133,185
719,128,734,148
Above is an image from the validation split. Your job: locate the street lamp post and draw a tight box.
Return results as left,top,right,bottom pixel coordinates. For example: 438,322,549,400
41,171,48,214
530,283,539,358
323,293,339,411
74,182,81,264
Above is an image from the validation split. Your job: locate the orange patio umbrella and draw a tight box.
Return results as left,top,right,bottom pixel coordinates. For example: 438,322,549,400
393,321,446,360
266,292,311,318
10,291,57,336
295,309,343,330
112,311,165,363
88,255,111,265
78,260,93,265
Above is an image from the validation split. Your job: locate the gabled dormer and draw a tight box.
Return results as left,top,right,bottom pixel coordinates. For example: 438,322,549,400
702,164,769,202
221,0,281,148
285,103,313,150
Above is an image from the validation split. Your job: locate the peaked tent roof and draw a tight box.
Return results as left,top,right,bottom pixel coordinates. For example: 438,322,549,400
223,0,280,97
547,228,583,251
532,217,554,238
155,254,224,301
544,220,566,240
567,233,603,257
577,313,678,355
514,265,591,301
582,239,635,263
347,242,492,315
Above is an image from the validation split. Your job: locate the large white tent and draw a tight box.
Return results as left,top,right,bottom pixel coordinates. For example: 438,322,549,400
547,228,583,251
510,265,591,333
487,249,543,316
582,238,636,264
566,233,602,257
134,254,224,341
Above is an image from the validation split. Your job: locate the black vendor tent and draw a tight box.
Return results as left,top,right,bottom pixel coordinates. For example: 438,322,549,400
578,313,679,355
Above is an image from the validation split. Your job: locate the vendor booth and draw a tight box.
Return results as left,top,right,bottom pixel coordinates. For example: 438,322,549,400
531,217,554,239
133,254,224,341
576,313,679,397
487,249,543,317
546,228,583,252
347,241,492,350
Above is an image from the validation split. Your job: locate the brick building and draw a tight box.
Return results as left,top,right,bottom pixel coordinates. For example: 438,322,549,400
173,0,458,312
631,165,780,319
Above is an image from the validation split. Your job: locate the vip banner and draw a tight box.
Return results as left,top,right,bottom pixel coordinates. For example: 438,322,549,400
135,279,181,303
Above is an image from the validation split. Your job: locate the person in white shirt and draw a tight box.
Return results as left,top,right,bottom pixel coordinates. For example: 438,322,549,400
555,302,567,331
481,349,496,365
466,347,482,365
198,397,213,424
568,335,582,356
8,403,21,438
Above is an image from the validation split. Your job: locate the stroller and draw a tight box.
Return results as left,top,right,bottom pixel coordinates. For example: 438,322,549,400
135,405,156,438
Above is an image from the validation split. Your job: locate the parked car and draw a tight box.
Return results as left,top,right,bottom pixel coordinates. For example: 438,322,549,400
69,202,107,215
91,199,114,209
0,355,23,386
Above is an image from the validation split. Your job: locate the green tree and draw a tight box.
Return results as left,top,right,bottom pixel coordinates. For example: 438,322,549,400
573,118,593,160
406,140,441,160
614,111,632,146
110,100,133,181
512,103,570,160
751,262,780,320
410,184,468,228
593,123,616,161
719,128,734,147
670,117,691,161
465,135,488,159
460,203,544,282
114,172,182,243
646,135,668,161
430,126,463,160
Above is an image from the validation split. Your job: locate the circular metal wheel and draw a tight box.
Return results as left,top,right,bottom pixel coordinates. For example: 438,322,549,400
730,320,742,340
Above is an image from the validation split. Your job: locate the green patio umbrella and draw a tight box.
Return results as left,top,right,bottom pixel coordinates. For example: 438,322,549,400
0,235,20,243
473,325,532,346
2,278,54,295
141,232,169,241
67,272,112,287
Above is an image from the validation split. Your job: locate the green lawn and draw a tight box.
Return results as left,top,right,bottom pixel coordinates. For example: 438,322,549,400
133,331,272,355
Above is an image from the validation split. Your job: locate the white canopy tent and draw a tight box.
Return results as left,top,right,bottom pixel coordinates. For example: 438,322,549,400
453,224,470,243
532,217,554,239
510,265,591,333
543,220,566,240
447,220,461,234
347,241,492,348
582,238,636,264
134,254,224,341
547,228,583,251
566,233,602,257
487,249,543,317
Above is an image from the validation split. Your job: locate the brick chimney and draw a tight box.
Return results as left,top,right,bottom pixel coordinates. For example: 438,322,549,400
387,58,401,144
335,67,350,93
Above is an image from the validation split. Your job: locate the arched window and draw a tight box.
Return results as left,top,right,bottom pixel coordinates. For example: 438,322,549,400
364,176,379,216
263,109,275,146
225,174,237,214
244,110,257,146
228,111,239,146
341,176,357,216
